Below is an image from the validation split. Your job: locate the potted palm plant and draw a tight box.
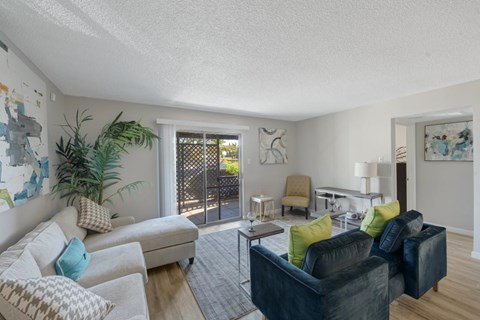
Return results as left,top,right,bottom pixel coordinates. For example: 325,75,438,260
53,109,158,205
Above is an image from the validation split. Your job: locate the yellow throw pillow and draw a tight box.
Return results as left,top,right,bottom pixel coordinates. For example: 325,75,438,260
288,215,332,268
360,200,400,238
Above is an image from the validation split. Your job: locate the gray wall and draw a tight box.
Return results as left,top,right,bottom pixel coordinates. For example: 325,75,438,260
64,96,298,222
416,118,473,231
0,32,65,252
296,80,480,255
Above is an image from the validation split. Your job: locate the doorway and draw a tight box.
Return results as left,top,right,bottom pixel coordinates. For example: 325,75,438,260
176,131,241,225
395,124,408,212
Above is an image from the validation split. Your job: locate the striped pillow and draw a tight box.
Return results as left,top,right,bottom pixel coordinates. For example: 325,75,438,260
77,197,113,233
0,276,114,320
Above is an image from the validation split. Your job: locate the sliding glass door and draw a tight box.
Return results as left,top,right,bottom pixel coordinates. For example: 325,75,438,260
176,132,240,225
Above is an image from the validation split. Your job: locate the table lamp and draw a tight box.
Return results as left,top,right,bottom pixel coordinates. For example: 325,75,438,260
355,162,377,194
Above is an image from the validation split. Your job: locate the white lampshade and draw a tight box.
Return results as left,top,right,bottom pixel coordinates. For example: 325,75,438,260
354,162,377,178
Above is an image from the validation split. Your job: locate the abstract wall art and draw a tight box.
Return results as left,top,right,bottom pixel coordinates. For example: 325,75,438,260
259,128,287,164
424,121,473,161
0,42,49,213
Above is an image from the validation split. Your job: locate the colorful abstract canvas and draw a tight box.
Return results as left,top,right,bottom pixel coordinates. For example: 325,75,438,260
259,128,287,164
424,121,473,161
0,44,49,212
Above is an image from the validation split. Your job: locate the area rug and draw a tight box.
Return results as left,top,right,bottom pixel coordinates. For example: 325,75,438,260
180,219,343,320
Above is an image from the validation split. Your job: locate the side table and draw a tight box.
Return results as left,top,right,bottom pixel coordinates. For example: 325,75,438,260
250,195,275,221
237,222,284,295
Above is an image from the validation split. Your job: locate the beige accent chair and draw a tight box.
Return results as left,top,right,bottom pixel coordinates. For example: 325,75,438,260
281,175,311,219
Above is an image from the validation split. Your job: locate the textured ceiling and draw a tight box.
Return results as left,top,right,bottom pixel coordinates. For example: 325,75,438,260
1,1,480,121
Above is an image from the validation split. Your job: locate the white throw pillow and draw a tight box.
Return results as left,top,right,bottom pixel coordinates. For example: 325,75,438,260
25,222,68,276
0,276,115,320
78,197,113,233
0,250,41,280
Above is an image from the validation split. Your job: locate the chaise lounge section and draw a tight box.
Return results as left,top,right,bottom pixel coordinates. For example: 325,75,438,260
51,206,199,269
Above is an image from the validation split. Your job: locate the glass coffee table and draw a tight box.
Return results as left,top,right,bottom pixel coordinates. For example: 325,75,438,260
339,214,363,231
237,222,284,295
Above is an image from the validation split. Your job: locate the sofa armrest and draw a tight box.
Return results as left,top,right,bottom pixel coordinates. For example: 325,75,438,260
403,224,447,299
250,245,389,320
111,216,136,228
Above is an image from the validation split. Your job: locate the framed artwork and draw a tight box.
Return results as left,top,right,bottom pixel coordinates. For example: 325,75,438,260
424,121,473,161
0,43,49,213
259,128,287,164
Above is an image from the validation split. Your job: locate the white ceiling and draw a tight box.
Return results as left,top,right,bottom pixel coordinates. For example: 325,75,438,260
1,1,480,121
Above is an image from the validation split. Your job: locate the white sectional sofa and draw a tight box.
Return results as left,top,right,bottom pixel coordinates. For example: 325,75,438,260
0,206,199,320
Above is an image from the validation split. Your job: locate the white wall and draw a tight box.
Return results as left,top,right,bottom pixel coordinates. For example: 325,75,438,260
0,32,65,252
296,80,480,256
473,107,480,259
64,96,297,222
415,117,473,232
395,124,407,150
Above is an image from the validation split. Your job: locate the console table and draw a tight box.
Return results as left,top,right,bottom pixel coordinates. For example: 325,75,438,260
314,187,384,211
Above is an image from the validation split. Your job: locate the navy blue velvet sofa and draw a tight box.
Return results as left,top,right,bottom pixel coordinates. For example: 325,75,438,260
370,211,447,303
250,210,447,320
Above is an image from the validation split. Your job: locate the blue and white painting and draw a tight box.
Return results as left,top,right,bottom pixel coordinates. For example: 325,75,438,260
424,121,473,161
0,43,49,212
259,128,287,164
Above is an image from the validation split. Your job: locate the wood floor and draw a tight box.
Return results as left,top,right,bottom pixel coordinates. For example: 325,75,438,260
145,220,480,320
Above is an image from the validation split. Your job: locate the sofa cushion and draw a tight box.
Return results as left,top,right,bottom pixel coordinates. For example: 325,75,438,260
25,222,68,276
89,273,148,320
0,276,115,320
55,236,91,281
370,241,403,278
288,215,331,267
281,196,309,208
83,215,199,253
302,230,373,278
78,242,147,288
51,206,87,241
5,221,52,253
379,210,423,253
0,250,41,280
78,197,113,233
361,201,400,238
0,221,58,279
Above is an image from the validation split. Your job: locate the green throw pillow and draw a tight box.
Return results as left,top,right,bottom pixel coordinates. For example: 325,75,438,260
288,215,332,268
360,200,400,238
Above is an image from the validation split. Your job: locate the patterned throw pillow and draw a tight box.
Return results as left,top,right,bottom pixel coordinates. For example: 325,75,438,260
78,197,113,233
0,276,115,320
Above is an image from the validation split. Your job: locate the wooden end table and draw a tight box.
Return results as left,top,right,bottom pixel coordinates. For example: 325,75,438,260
237,222,284,295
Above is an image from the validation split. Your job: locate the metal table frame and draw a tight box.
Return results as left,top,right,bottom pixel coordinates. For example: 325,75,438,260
314,187,384,211
237,223,284,295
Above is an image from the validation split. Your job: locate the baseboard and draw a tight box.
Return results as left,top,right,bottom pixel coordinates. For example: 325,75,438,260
273,207,316,215
445,226,473,237
471,251,480,260
424,221,473,236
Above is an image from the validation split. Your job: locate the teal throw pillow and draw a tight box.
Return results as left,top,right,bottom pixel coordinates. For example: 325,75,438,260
55,236,91,281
